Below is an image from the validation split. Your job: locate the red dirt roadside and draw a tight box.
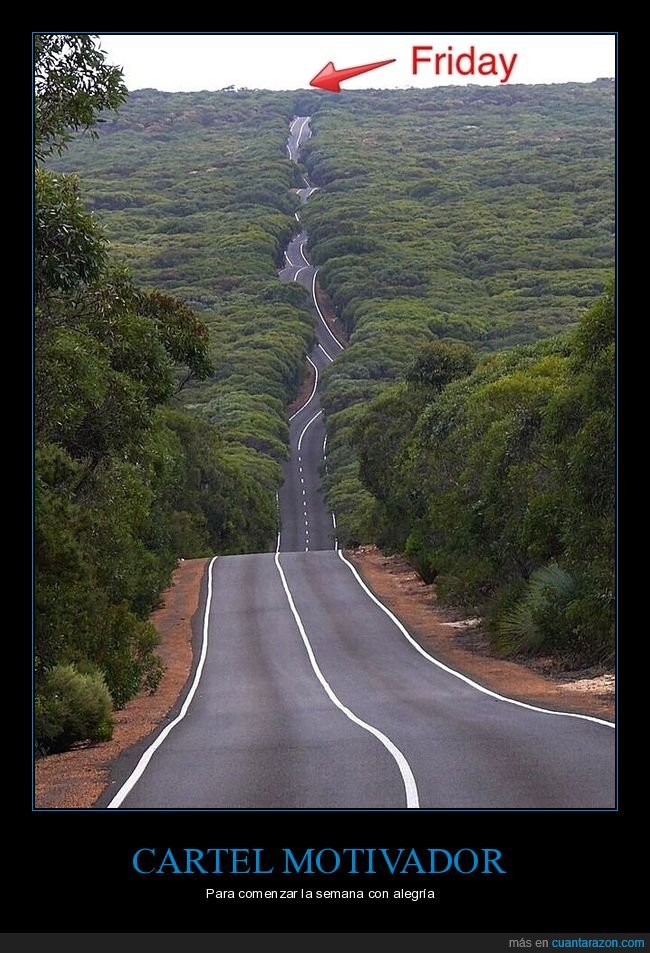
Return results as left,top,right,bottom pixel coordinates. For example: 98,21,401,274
34,558,208,809
287,359,316,418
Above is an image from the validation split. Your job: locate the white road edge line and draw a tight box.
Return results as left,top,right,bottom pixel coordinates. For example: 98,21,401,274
296,117,309,149
312,269,344,351
289,356,319,422
297,409,323,451
107,555,219,808
274,552,419,808
337,551,615,729
318,343,334,363
294,266,308,282
299,241,311,266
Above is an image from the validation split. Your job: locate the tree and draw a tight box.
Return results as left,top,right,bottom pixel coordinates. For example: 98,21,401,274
34,36,212,751
405,341,477,394
34,41,319,752
34,33,127,162
34,169,106,300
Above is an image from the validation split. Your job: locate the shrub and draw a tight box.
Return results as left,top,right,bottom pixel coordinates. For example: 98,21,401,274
98,607,163,708
36,663,114,753
493,564,576,656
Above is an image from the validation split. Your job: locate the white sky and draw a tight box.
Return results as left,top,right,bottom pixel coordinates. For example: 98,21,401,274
97,34,615,92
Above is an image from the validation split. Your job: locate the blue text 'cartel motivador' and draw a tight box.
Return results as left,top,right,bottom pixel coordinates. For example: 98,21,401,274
132,846,507,875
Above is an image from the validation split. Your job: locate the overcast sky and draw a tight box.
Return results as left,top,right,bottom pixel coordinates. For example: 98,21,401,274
97,34,615,92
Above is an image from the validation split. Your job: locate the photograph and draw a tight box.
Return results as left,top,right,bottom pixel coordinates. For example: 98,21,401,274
30,32,634,942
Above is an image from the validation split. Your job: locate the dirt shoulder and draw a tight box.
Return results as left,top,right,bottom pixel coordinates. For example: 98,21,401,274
34,557,208,809
347,546,614,722
287,358,316,418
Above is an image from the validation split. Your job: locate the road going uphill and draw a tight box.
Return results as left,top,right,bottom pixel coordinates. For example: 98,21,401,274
104,118,615,811
278,117,343,553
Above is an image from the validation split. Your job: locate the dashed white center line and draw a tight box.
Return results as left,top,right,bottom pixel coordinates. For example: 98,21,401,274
284,119,345,559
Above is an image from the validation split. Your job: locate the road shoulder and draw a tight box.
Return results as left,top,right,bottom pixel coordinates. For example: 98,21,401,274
347,546,614,722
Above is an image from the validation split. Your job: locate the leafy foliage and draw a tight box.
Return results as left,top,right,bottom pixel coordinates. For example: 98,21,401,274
355,288,615,664
49,86,315,536
295,84,614,664
35,169,107,297
36,44,314,752
298,82,614,559
494,565,577,654
34,34,127,161
35,663,114,754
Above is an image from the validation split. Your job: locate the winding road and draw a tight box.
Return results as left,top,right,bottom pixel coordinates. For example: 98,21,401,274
103,118,615,811
278,117,343,553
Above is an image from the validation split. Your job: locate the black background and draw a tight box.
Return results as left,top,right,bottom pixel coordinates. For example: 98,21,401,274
22,808,641,930
23,31,636,935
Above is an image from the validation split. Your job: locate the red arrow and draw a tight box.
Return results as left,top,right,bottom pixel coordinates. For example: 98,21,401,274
309,58,396,93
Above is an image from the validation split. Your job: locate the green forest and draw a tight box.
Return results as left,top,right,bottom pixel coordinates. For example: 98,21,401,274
35,38,314,752
300,84,614,665
35,36,614,754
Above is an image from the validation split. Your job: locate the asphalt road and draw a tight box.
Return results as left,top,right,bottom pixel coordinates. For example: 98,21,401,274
109,550,614,809
105,117,615,810
276,233,341,553
278,116,343,553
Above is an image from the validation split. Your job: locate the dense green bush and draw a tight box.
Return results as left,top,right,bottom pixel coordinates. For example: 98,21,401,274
36,664,114,753
493,564,577,656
